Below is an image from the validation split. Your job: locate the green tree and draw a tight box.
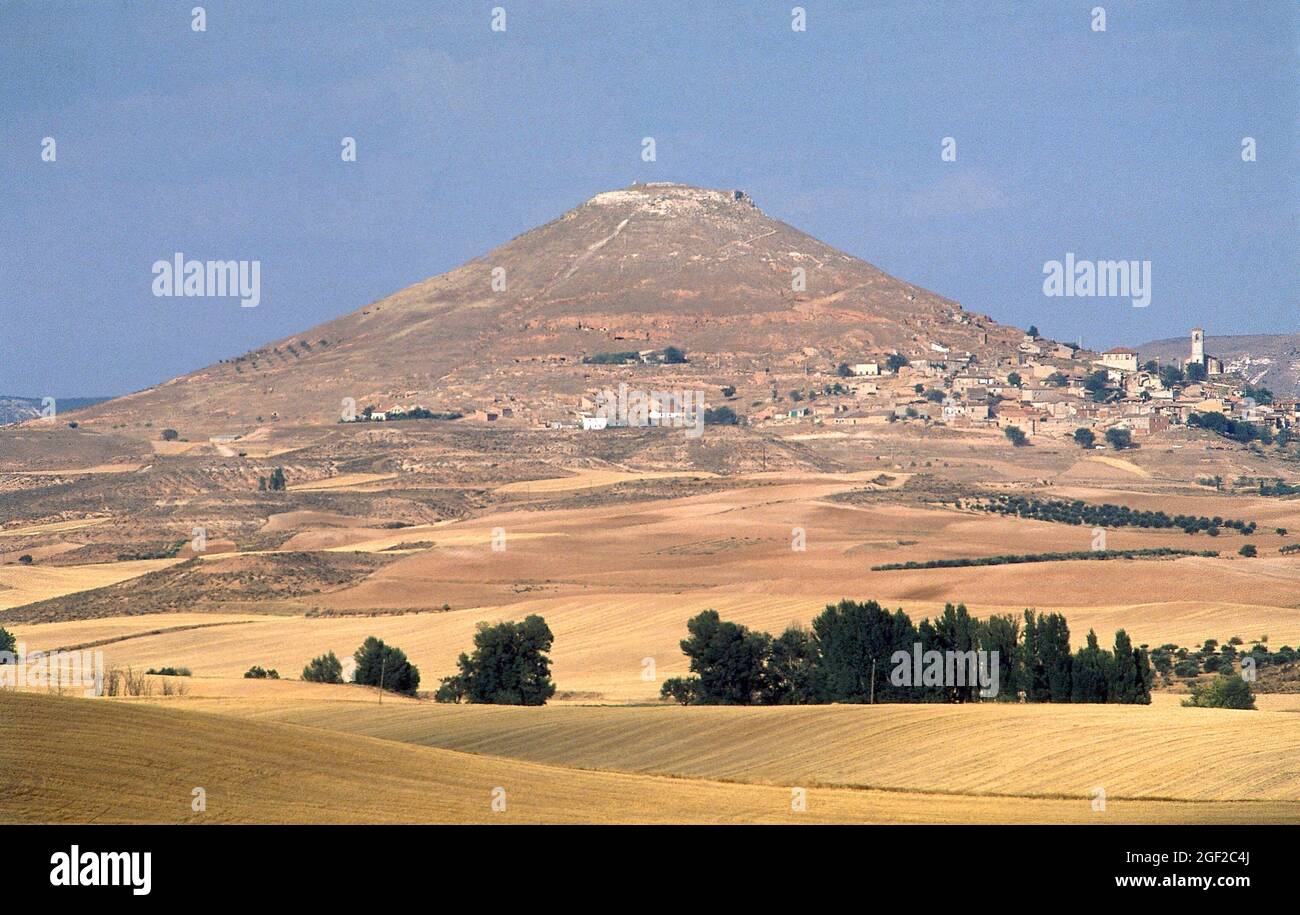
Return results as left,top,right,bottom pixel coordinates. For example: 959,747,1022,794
1038,613,1073,702
704,405,738,425
978,613,1020,701
1007,372,1022,388
1070,630,1110,703
0,626,15,661
1084,370,1110,401
1004,426,1028,447
673,610,770,705
301,650,344,684
353,636,421,696
1238,543,1257,557
761,625,820,704
1105,427,1133,450
1108,629,1139,702
811,599,916,703
1073,428,1096,448
924,602,983,702
434,616,554,705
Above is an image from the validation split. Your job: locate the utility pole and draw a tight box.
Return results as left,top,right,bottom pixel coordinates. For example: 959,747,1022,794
378,655,387,704
870,658,877,704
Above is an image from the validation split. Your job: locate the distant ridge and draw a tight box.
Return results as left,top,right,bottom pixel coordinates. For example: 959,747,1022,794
1135,333,1300,397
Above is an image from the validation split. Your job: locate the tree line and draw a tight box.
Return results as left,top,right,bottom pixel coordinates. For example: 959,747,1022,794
660,601,1153,706
871,547,1215,571
965,495,1256,536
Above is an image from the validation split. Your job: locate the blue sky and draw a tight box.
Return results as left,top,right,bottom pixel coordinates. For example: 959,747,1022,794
2,1,1295,396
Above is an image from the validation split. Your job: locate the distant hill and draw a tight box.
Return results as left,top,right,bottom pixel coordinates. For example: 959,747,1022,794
1136,333,1300,397
0,395,113,426
63,182,1028,435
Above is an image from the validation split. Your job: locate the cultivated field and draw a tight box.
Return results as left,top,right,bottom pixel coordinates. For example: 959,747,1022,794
0,559,182,611
3,691,1294,824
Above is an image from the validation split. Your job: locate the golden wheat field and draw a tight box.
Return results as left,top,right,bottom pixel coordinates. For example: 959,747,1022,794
177,698,1300,805
2,691,1294,825
0,559,182,610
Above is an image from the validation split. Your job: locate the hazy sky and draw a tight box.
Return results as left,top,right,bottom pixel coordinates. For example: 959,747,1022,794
2,1,1295,397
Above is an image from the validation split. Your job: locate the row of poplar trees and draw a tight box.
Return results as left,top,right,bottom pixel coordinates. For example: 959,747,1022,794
661,601,1153,706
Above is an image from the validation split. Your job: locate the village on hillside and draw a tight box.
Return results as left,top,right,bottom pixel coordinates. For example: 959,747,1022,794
337,325,1296,447
560,326,1295,444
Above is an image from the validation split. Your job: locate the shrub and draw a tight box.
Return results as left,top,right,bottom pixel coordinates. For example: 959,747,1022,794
1172,659,1201,678
1181,674,1255,710
582,351,640,365
301,650,344,684
145,666,191,677
1238,544,1257,557
1004,426,1028,447
660,677,698,705
103,667,154,697
0,627,15,660
161,428,179,441
704,406,738,425
244,665,280,679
